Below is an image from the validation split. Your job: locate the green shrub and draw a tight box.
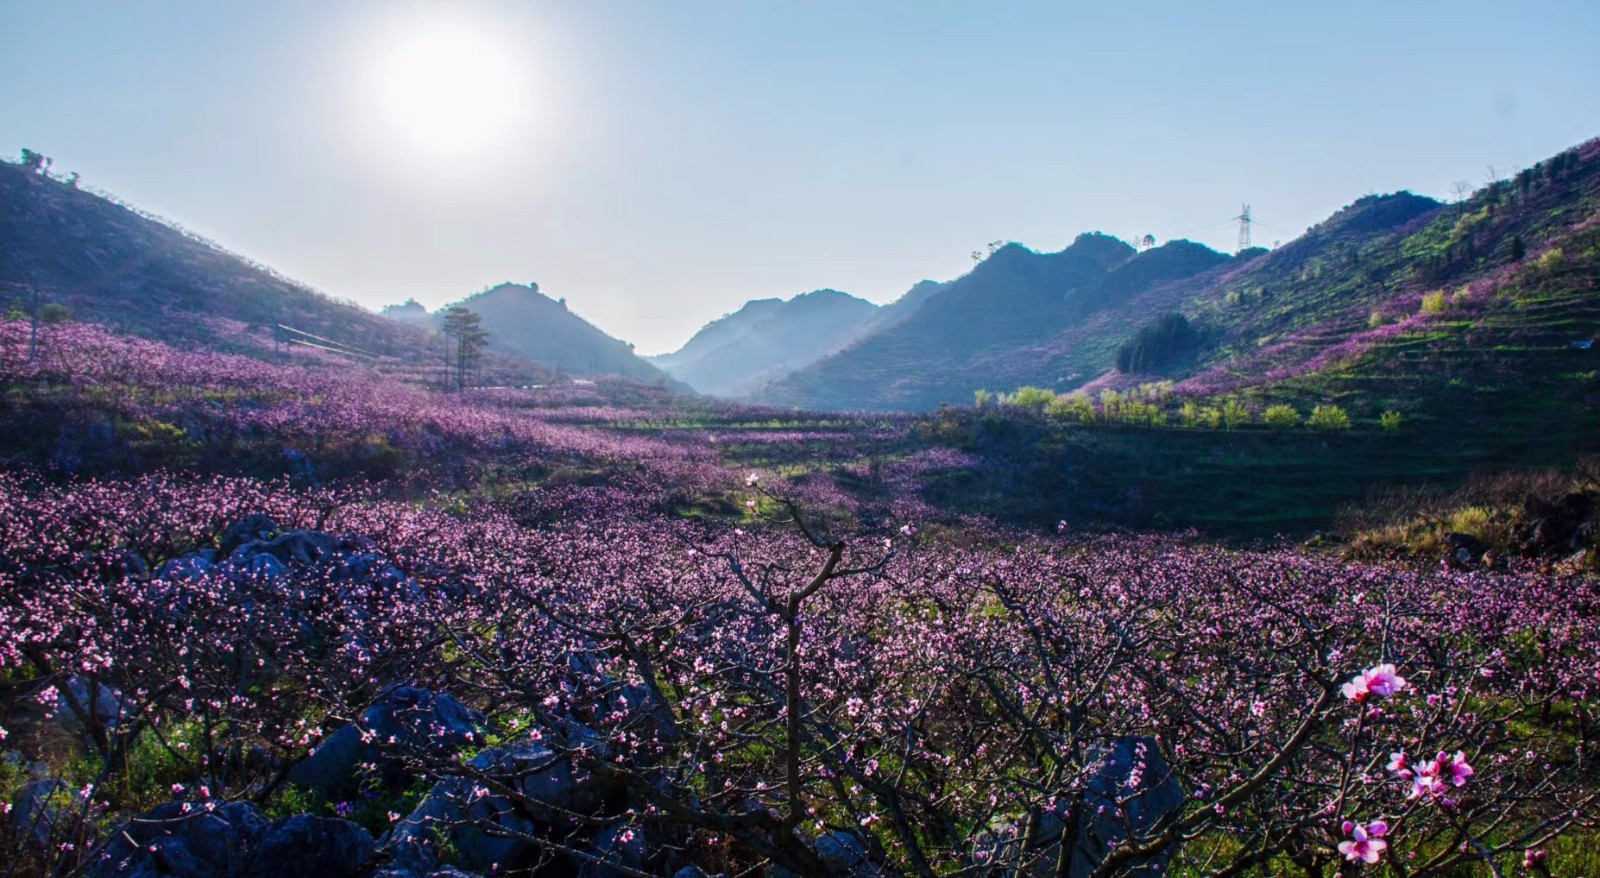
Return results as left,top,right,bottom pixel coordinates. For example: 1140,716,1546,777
1420,290,1448,314
1263,404,1302,429
1380,410,1403,431
1118,400,1166,427
1308,404,1352,430
973,389,994,408
1368,310,1386,329
1447,505,1496,537
1536,246,1565,273
1003,386,1056,409
1220,399,1251,430
1098,390,1122,422
1045,393,1095,423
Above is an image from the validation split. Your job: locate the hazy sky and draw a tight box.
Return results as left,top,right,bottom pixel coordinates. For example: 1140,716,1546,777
4,1,1598,354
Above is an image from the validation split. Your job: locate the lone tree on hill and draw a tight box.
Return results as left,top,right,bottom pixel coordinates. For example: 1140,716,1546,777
441,306,489,392
20,149,51,174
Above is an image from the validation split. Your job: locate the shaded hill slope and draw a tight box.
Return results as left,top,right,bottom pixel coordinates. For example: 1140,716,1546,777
761,233,1231,410
0,158,426,360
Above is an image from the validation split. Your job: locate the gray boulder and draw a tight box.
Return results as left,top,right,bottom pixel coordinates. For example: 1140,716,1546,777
573,823,647,878
380,777,540,875
231,530,341,568
469,730,621,820
816,832,880,877
217,515,279,557
1067,736,1184,877
57,676,135,729
379,728,624,876
246,815,374,878
225,552,288,580
288,687,486,797
155,554,217,582
10,779,85,850
89,801,270,878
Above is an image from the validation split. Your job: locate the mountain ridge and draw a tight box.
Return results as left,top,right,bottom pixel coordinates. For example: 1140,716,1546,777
648,288,878,397
387,283,682,386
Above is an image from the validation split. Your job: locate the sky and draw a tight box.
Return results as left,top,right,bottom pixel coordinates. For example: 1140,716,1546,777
3,1,1598,355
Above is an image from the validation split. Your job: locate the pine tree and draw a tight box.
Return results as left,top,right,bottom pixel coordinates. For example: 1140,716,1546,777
441,307,489,392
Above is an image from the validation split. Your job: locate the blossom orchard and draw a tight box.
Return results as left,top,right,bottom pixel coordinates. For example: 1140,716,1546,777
2,469,1596,874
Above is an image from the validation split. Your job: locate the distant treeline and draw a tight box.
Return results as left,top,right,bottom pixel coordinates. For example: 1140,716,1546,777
1116,312,1199,373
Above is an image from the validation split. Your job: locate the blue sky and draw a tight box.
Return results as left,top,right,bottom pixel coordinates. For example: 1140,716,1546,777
3,1,1597,353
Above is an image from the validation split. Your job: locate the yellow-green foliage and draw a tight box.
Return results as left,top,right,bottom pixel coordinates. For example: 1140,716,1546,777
973,389,994,408
1536,246,1565,273
1002,386,1057,408
1262,404,1302,429
1447,505,1496,537
1045,392,1095,423
1420,290,1448,314
1450,206,1488,241
1380,410,1403,431
1132,381,1173,402
1118,400,1165,427
1308,404,1351,430
1098,389,1123,422
1220,399,1250,430
1368,310,1386,329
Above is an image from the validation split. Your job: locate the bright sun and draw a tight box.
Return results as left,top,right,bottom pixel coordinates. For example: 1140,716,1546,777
359,9,529,167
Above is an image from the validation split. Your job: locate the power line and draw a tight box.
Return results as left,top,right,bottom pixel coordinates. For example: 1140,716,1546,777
284,337,375,360
274,323,377,359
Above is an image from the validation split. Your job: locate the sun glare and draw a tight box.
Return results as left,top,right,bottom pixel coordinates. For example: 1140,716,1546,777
357,9,530,168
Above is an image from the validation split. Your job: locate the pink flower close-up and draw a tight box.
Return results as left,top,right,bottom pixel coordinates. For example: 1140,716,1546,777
1344,663,1407,702
1337,820,1389,864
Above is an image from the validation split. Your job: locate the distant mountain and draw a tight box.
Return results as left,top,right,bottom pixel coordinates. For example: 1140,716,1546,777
649,289,878,397
760,233,1232,410
0,158,425,360
765,138,1599,437
381,298,432,328
855,279,947,337
391,284,679,385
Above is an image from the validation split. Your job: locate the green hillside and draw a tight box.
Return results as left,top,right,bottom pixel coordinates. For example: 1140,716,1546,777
917,139,1600,534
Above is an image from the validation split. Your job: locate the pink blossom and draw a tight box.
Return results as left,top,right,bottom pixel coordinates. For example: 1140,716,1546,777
1365,664,1406,696
1344,663,1407,702
1387,751,1410,778
1408,751,1474,800
1337,820,1389,864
